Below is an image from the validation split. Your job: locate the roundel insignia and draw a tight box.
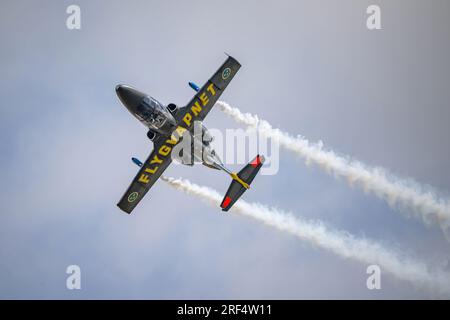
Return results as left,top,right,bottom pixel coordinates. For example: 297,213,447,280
222,67,231,80
128,192,139,203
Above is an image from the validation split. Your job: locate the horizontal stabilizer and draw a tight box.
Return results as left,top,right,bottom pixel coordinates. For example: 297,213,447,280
220,155,264,212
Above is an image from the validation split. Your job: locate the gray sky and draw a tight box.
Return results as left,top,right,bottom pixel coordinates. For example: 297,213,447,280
1,0,450,299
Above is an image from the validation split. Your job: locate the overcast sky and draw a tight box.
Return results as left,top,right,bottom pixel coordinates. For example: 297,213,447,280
1,0,450,299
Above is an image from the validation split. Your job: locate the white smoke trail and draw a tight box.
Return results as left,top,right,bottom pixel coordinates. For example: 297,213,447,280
161,176,450,296
215,101,450,235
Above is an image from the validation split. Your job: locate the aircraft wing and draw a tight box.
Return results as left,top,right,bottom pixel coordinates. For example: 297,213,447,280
175,56,241,127
117,56,241,214
117,138,173,214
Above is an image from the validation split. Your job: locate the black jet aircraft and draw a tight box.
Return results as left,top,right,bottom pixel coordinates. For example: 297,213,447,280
116,56,264,214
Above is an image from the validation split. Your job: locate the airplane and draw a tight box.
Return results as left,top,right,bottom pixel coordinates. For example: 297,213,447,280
115,56,264,214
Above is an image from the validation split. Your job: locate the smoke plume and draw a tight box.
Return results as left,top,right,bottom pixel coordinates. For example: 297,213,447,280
215,101,450,236
161,176,450,296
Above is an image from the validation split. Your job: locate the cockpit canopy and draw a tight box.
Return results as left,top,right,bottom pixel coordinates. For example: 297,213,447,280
136,96,169,128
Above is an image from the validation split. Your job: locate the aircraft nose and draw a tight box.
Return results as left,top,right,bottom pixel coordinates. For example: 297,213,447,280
115,85,146,112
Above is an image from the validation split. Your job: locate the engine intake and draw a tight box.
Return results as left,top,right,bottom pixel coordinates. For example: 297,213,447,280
167,103,178,114
147,130,157,141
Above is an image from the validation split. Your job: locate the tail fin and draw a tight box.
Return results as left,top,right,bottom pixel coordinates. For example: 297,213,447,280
220,155,265,212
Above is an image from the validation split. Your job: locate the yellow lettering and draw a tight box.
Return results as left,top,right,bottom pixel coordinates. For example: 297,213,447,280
176,126,187,136
191,101,202,116
145,166,158,174
159,145,171,157
165,137,177,145
171,126,187,142
207,83,216,96
138,174,150,184
150,155,163,164
183,113,192,127
200,92,209,106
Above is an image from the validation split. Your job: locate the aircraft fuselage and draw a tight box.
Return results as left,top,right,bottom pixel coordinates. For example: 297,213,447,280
116,84,223,169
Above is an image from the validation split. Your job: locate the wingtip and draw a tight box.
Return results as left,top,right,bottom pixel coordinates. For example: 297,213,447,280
250,154,265,168
259,154,265,164
117,203,132,215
